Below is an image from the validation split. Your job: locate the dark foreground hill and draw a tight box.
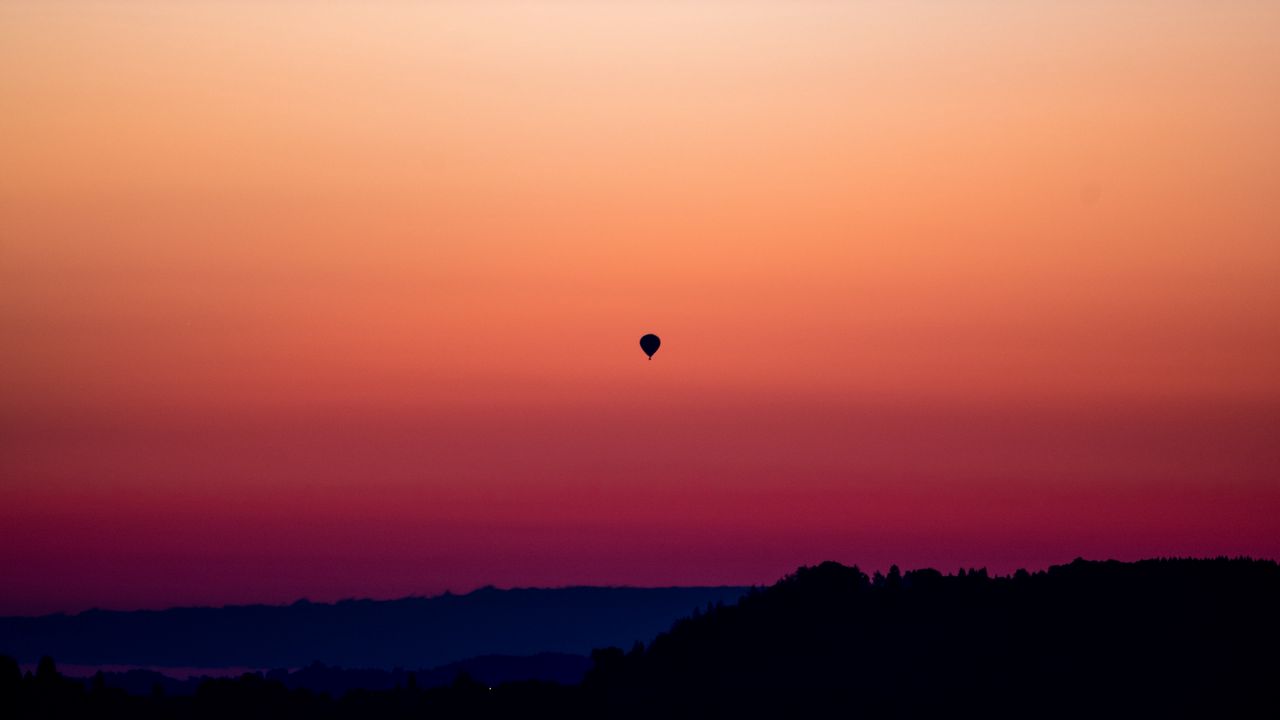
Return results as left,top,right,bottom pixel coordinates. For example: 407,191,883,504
4,558,1277,719
587,557,1279,718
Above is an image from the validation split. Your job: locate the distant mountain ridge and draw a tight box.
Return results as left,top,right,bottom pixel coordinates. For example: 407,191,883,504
62,653,593,697
0,586,749,670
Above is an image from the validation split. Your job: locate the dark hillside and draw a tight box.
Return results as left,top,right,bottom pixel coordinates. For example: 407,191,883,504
584,558,1279,718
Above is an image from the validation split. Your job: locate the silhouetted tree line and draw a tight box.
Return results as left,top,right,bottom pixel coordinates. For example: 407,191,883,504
3,558,1277,719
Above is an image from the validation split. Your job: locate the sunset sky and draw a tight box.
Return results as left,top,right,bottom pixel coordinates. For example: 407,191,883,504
2,1,1278,615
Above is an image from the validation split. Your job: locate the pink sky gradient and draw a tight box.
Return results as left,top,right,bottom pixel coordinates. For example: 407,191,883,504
2,1,1278,614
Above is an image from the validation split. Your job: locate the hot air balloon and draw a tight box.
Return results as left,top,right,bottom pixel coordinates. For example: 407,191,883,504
640,333,661,360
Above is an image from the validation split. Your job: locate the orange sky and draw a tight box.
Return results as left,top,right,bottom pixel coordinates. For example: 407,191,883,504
2,1,1279,614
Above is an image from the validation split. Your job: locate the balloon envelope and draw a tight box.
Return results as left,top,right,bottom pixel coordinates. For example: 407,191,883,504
640,333,661,359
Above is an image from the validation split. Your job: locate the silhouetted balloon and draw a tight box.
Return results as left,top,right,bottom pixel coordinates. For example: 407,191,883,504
640,333,661,360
